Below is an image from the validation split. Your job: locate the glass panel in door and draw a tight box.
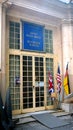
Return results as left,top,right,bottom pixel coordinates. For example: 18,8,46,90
9,55,20,110
23,56,33,109
46,58,54,105
35,57,44,107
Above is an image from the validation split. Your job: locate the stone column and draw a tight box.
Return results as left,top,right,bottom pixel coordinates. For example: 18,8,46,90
0,4,2,94
0,4,2,70
62,19,73,93
1,6,6,104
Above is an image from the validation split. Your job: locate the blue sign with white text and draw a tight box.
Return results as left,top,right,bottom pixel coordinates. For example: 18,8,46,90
22,21,44,51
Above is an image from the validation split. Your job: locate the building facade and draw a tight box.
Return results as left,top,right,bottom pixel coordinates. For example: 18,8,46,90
0,0,73,114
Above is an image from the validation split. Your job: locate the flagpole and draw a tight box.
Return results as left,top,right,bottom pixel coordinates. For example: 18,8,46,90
58,91,60,109
56,65,61,109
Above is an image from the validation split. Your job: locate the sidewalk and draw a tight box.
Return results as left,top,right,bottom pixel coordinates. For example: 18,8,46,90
13,110,73,130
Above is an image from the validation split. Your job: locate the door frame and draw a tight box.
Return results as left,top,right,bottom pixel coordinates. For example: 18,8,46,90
21,52,57,113
8,50,57,114
21,54,45,113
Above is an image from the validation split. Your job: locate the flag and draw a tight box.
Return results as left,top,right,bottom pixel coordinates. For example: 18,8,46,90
63,63,70,95
56,65,62,93
48,71,54,94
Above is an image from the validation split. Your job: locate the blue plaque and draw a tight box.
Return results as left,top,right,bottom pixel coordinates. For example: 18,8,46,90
22,21,44,51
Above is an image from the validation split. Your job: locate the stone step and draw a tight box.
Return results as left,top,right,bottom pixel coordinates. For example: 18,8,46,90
13,110,56,120
52,111,70,117
16,117,36,125
13,110,70,125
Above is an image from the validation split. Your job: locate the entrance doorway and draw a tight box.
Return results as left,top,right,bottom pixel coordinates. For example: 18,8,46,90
23,56,44,110
9,54,54,114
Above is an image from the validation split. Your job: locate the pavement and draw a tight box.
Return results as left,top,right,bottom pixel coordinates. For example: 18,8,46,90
13,110,73,130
